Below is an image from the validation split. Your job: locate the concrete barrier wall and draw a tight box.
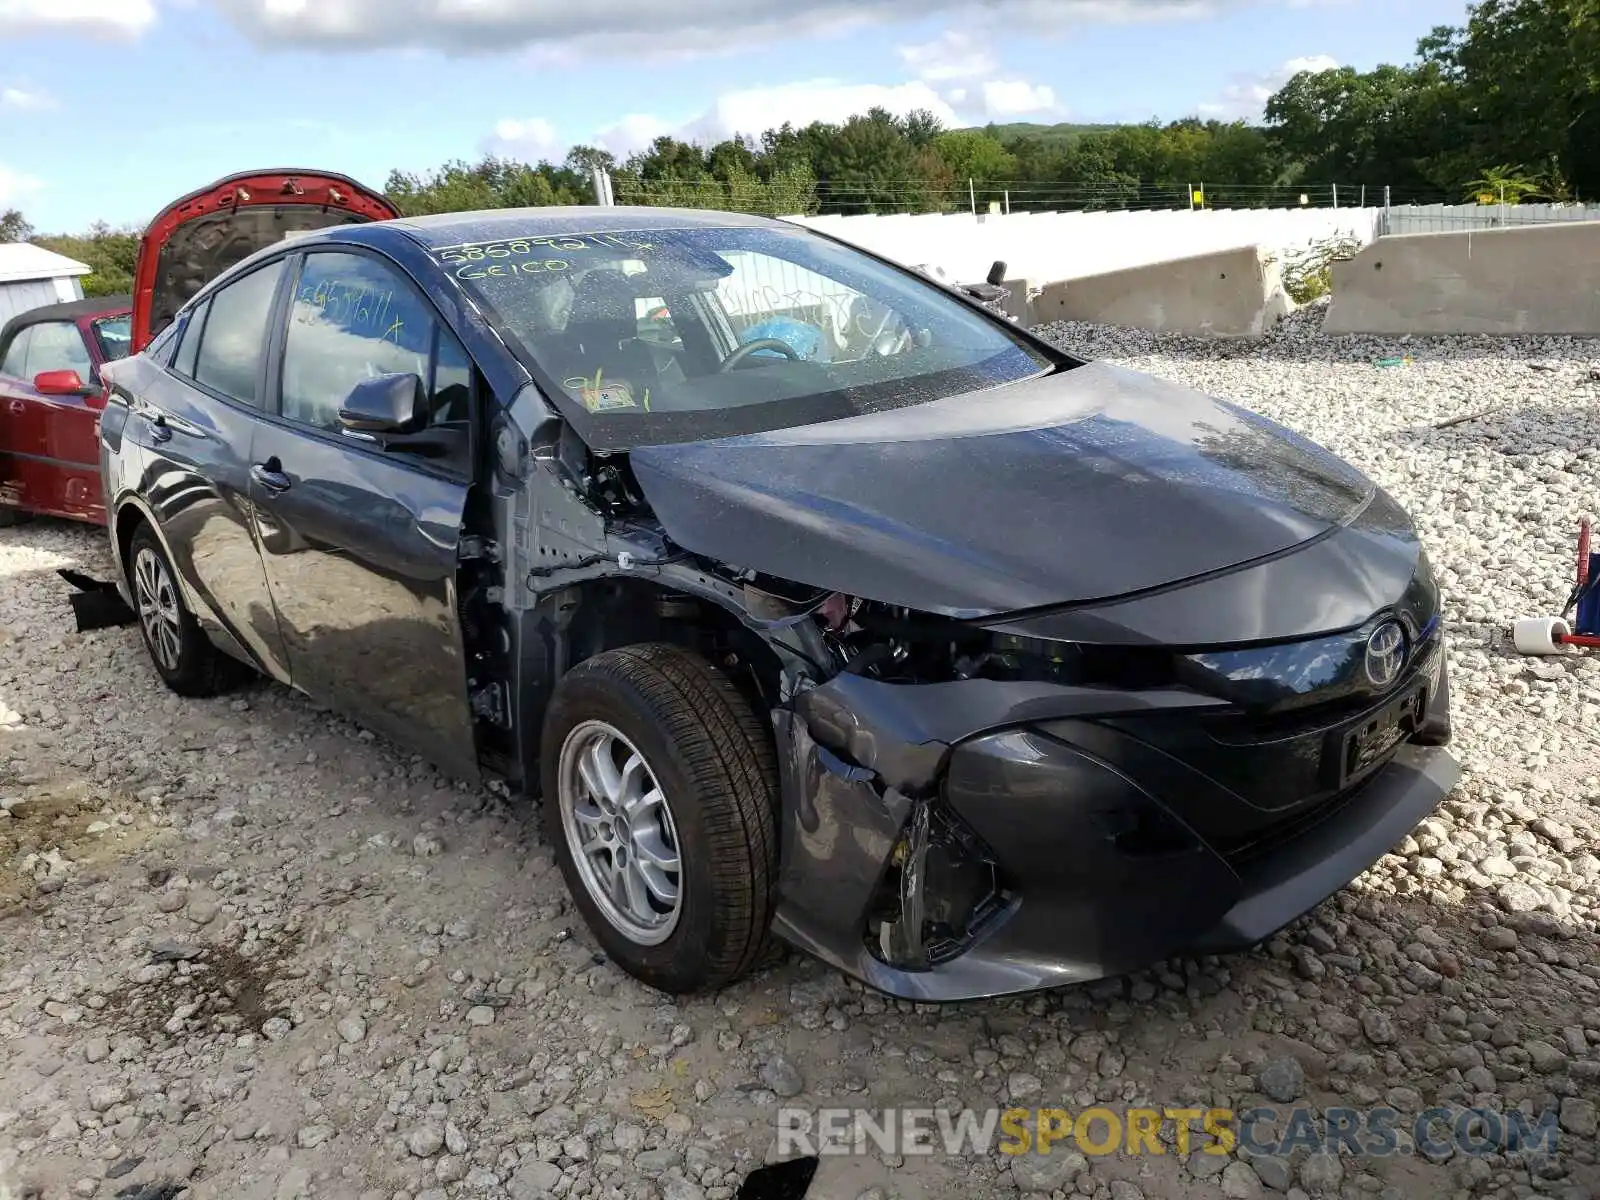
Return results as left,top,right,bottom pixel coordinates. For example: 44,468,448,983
1382,202,1600,235
1028,245,1290,338
784,207,1381,287
1324,222,1600,335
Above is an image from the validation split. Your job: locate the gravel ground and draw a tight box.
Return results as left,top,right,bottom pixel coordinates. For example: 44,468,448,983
5,305,1600,1200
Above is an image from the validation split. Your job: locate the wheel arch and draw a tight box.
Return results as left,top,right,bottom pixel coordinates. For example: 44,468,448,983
112,493,259,670
513,573,785,792
111,494,167,592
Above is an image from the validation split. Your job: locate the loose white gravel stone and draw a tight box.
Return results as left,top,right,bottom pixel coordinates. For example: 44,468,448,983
406,1122,444,1157
3,306,1600,1199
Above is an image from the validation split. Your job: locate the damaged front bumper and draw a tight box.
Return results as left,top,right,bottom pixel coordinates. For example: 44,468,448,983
770,658,1459,1002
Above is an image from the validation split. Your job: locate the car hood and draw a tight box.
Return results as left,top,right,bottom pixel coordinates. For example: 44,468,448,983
131,168,398,352
628,360,1376,618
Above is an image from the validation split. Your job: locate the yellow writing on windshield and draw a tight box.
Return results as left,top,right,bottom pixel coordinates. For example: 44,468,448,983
433,232,657,268
454,259,568,281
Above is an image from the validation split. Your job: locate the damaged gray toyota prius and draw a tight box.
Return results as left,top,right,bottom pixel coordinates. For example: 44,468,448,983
99,176,1459,1001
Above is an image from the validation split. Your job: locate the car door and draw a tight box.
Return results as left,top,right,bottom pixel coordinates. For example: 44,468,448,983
249,247,478,779
131,260,292,680
0,319,104,520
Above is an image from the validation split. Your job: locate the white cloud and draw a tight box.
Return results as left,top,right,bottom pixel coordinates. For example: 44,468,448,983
1199,53,1339,121
488,116,562,162
976,79,1063,120
0,0,156,38
492,78,965,166
0,163,44,207
896,29,1063,122
483,53,1074,169
683,79,957,144
896,30,995,82
207,0,1332,57
591,114,678,158
1,85,55,110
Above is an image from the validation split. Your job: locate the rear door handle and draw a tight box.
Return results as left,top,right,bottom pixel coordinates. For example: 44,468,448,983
149,414,172,444
250,459,292,494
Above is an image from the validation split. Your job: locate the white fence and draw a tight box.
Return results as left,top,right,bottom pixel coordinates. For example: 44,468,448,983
1380,203,1600,235
779,208,1384,286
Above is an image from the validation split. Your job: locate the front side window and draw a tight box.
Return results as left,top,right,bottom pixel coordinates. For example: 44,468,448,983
6,321,94,382
193,261,286,406
280,251,466,432
432,224,1058,449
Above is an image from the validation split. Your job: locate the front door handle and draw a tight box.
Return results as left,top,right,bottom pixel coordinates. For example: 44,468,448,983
250,459,292,494
149,414,172,444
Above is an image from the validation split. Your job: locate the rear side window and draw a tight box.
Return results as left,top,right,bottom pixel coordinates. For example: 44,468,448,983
193,261,286,406
173,301,209,377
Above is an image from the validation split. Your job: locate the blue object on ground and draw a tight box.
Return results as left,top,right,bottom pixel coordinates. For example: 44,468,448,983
1577,553,1600,634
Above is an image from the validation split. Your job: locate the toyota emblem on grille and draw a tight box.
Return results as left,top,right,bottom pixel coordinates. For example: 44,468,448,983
1364,621,1407,688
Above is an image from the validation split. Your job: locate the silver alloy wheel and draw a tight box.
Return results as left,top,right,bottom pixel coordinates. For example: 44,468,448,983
557,719,683,945
133,546,182,672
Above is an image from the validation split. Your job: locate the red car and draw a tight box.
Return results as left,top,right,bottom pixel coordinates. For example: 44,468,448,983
0,168,398,527
0,295,132,525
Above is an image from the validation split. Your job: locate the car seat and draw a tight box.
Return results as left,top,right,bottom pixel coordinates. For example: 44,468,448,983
548,269,660,412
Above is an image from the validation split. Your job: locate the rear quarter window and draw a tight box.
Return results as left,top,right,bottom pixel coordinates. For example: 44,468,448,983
172,301,208,378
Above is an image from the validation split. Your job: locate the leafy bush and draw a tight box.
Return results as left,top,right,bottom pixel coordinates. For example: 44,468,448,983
1279,234,1364,305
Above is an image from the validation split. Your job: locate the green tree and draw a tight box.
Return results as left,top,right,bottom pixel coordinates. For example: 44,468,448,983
1464,163,1548,203
1419,0,1600,196
933,130,1018,188
564,145,616,176
384,156,585,216
1,209,33,242
1264,62,1456,193
807,108,938,212
708,136,760,182
764,162,820,215
902,108,945,149
36,223,140,296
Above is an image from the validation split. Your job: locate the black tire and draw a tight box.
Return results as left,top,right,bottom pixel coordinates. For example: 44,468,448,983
540,643,779,995
0,506,29,527
126,523,235,697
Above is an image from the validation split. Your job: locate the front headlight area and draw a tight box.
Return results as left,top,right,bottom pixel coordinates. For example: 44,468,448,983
745,580,1172,690
754,585,1262,980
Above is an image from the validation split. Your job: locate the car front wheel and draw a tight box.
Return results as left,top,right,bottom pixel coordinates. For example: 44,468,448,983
541,643,778,994
127,524,234,697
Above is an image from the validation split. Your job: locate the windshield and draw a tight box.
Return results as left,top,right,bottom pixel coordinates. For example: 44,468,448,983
92,315,133,362
433,224,1060,449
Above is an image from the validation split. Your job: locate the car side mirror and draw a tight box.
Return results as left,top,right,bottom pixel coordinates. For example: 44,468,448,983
34,369,95,397
338,372,426,436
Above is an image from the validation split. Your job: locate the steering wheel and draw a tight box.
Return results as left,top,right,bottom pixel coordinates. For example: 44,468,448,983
718,338,802,373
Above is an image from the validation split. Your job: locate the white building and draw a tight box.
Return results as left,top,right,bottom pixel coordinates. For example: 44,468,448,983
0,243,93,326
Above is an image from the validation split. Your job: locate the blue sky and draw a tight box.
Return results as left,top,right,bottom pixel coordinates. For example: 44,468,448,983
1,0,1469,233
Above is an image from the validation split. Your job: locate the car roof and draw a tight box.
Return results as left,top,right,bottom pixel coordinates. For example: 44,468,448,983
0,293,133,344
384,205,787,250
169,206,795,316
